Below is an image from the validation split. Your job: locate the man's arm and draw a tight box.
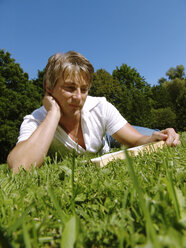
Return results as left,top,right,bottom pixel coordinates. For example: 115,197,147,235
112,123,180,147
7,95,61,173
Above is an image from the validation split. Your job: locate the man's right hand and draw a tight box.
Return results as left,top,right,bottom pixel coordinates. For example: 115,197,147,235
42,94,62,120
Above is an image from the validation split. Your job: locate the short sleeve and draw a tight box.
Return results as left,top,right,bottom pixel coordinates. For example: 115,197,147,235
104,100,127,135
17,116,40,143
17,106,46,143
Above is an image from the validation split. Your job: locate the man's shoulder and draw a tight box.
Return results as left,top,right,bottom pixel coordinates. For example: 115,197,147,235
24,106,47,122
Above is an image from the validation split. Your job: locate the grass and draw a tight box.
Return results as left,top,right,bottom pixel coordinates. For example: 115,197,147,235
0,133,186,248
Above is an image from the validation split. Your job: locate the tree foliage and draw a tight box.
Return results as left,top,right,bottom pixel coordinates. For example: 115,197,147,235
112,64,153,126
166,65,185,80
90,65,153,126
0,50,43,163
89,69,124,114
152,65,186,131
151,107,177,130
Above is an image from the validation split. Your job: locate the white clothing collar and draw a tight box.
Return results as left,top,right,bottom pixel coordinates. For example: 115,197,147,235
82,96,102,112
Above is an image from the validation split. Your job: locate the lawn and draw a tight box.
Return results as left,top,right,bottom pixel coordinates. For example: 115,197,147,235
0,133,186,248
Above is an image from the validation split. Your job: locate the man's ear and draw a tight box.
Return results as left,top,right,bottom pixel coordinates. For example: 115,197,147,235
45,85,52,95
46,87,51,93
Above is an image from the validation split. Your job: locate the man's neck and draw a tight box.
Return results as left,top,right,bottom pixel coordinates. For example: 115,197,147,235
59,112,81,131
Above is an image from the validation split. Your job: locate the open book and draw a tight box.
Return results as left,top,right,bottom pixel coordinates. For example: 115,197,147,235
91,140,165,168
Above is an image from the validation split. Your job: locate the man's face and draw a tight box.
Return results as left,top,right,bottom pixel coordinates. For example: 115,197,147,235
50,75,89,117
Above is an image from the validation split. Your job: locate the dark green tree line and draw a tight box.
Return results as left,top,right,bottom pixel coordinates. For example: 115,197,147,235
151,65,186,131
0,50,43,163
90,64,153,127
112,64,153,126
89,69,124,115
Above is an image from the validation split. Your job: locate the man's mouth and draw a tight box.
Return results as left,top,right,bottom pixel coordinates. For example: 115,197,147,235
69,104,80,108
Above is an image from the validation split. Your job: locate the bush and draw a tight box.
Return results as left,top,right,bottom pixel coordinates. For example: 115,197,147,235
151,107,177,130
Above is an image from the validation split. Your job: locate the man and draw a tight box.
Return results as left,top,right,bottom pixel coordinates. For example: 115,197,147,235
7,51,180,173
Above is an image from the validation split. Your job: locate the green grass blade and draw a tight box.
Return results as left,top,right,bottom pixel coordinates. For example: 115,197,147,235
22,221,32,248
125,150,159,248
47,186,67,225
71,149,76,213
61,215,79,248
164,158,181,220
7,204,34,236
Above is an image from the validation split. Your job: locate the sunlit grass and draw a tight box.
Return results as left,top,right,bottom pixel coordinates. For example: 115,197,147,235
0,133,185,247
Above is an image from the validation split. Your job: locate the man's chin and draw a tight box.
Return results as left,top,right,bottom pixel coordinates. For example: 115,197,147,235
69,108,81,116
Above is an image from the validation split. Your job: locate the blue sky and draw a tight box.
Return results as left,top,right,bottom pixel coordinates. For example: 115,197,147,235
0,0,186,85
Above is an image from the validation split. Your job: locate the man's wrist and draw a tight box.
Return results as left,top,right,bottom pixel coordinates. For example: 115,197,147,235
135,135,151,146
47,108,61,121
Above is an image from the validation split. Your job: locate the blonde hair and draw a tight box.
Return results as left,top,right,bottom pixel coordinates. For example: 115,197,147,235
43,51,94,90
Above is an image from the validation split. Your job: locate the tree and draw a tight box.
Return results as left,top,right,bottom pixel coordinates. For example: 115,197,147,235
112,64,149,90
166,65,185,80
89,69,124,115
0,50,43,163
151,107,177,130
112,64,153,126
163,78,186,130
151,65,186,131
32,69,45,98
151,84,172,109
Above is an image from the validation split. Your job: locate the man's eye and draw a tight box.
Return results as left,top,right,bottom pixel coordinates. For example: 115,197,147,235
62,85,89,93
64,86,75,92
81,87,88,93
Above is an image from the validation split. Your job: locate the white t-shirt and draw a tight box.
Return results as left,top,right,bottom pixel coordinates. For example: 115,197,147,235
17,96,127,156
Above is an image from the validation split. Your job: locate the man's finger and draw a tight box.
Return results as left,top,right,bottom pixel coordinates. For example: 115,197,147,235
152,131,168,141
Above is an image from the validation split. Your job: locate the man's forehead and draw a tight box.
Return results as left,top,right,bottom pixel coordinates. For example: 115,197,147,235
63,74,89,86
63,80,87,86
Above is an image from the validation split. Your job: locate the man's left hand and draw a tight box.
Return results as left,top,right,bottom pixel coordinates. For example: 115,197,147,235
150,128,181,146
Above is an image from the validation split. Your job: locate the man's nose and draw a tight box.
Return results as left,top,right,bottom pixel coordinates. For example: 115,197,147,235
72,88,81,99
